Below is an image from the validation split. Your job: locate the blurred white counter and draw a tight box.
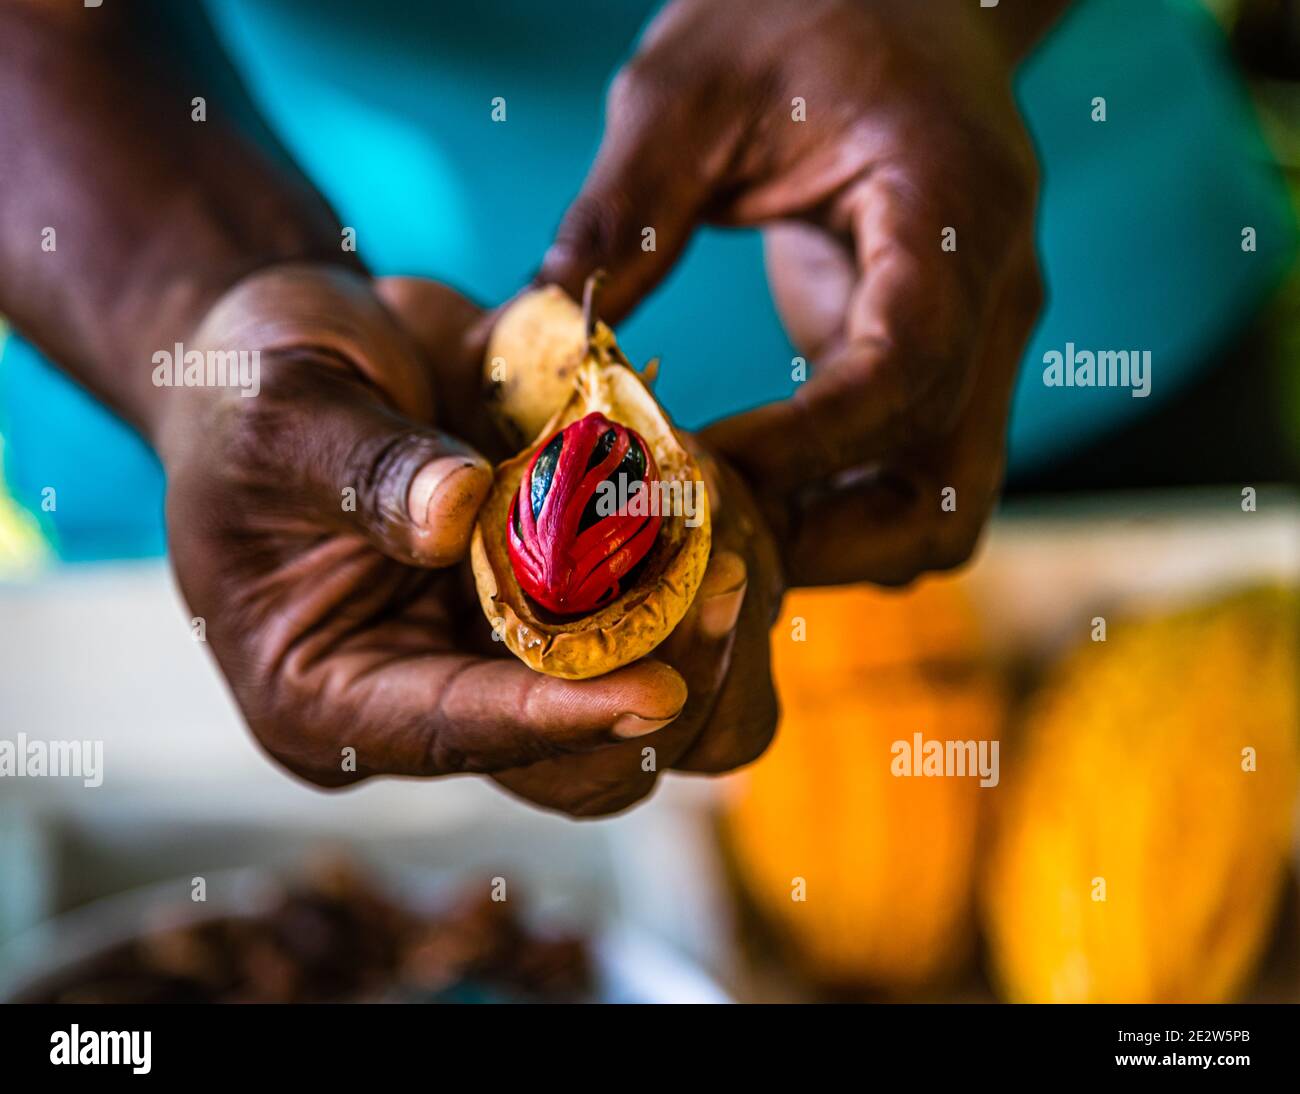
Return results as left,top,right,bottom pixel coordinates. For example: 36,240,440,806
0,559,735,974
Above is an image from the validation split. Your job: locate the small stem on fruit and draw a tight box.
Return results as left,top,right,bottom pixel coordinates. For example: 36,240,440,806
582,270,606,341
609,342,635,370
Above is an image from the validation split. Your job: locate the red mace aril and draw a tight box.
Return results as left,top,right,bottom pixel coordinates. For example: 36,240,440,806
507,411,662,616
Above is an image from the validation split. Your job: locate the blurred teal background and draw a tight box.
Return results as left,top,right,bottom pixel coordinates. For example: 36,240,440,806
0,0,1295,562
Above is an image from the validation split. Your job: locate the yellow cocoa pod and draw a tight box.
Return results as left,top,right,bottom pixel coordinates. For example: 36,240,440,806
724,578,1004,993
471,280,711,679
982,587,1299,1004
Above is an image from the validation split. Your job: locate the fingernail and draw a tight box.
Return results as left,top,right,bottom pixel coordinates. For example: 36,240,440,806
408,456,490,528
700,580,747,640
612,713,677,739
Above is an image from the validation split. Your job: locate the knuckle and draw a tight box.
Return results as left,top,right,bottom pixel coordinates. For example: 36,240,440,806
908,375,970,438
870,563,928,589
925,515,985,573
991,156,1036,221
927,542,976,574
965,128,1038,222
684,691,779,773
425,737,471,776
528,765,658,817
605,64,643,119
254,716,344,786
939,147,1035,265
869,313,956,378
1030,264,1046,310
247,679,375,787
555,194,623,267
868,480,997,585
345,428,417,527
736,707,780,769
567,776,657,817
1018,254,1047,321
289,764,362,790
607,55,668,119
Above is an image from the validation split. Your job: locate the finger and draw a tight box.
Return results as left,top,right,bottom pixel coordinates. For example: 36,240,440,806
706,163,1026,494
782,241,1043,586
761,220,857,362
648,548,750,761
243,355,493,568
491,749,660,818
187,265,496,567
334,655,688,779
373,276,501,456
373,276,484,361
669,479,780,774
673,567,778,773
660,549,749,678
486,542,749,816
537,62,721,323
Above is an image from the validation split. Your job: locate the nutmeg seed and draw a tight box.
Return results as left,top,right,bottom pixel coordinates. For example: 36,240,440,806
508,412,663,616
470,277,711,679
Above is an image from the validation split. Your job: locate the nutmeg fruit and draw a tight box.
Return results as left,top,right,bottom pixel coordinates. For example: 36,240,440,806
471,277,711,679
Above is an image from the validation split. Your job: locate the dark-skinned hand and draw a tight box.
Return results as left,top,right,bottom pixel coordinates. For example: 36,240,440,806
541,0,1046,587
157,264,779,816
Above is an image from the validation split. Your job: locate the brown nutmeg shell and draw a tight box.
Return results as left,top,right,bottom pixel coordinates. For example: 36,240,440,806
472,297,711,679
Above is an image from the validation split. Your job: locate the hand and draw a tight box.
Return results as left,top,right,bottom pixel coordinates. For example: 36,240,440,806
541,0,1046,586
381,279,784,817
157,264,689,791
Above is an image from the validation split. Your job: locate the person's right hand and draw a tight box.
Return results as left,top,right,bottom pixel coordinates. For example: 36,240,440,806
156,264,689,789
541,0,1049,588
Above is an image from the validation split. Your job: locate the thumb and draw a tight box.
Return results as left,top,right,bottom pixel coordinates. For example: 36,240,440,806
539,66,713,322
317,371,493,566
189,266,496,569
282,361,494,568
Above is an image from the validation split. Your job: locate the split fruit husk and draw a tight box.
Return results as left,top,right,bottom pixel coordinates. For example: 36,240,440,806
482,285,589,451
471,282,711,679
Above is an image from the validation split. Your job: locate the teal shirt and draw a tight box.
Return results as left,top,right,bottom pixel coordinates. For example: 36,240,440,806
2,0,1294,560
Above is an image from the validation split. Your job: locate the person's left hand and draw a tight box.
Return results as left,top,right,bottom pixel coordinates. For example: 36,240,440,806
381,278,783,817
